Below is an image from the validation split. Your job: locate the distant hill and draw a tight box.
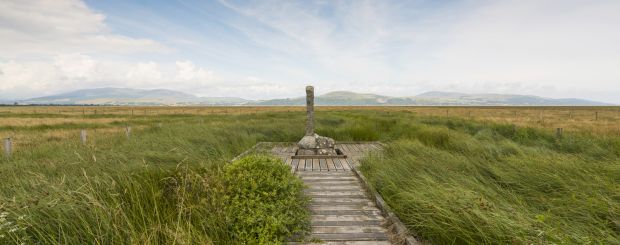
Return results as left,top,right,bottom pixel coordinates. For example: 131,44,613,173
254,91,396,106
16,87,612,106
256,91,610,106
409,91,608,106
20,88,249,105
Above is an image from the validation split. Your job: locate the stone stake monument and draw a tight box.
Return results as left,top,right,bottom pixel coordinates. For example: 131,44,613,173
305,86,315,136
297,86,337,155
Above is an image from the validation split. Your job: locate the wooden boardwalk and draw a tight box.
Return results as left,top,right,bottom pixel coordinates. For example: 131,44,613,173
271,142,382,172
272,143,392,244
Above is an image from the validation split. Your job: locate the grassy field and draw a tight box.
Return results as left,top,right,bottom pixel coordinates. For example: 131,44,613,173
0,106,618,244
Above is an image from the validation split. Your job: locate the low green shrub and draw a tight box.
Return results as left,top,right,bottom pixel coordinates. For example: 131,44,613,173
223,155,309,244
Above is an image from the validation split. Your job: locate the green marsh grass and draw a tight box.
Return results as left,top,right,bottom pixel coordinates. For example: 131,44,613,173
0,108,618,244
360,115,620,244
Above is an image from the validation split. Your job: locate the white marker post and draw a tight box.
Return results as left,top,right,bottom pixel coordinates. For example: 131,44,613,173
3,138,12,159
80,130,87,145
125,126,132,139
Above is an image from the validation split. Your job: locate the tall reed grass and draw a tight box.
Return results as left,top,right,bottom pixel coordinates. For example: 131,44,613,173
360,116,620,244
0,109,618,244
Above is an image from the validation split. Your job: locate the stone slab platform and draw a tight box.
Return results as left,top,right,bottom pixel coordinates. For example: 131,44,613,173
271,142,381,172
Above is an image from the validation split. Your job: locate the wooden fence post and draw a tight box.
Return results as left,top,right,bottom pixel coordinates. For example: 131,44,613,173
556,128,563,138
3,138,12,159
80,130,87,145
539,110,544,123
595,111,598,121
125,126,131,139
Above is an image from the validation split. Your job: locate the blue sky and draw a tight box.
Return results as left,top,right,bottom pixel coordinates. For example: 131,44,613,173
1,0,619,103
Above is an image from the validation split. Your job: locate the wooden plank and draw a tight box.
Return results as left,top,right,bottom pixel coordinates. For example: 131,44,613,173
292,155,347,159
333,158,344,170
309,233,388,241
319,159,327,171
306,158,311,171
332,158,341,170
349,157,361,168
310,226,387,234
304,159,311,171
291,159,300,172
345,144,356,154
341,158,352,170
307,159,314,171
348,144,359,153
326,158,336,171
337,144,348,154
286,157,294,172
271,146,282,154
302,176,358,181
312,158,319,171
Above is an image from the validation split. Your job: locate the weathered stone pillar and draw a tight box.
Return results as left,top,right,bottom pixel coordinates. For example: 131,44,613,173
297,85,337,156
305,86,314,136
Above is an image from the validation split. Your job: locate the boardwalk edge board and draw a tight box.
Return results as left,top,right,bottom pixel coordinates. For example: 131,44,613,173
350,164,422,245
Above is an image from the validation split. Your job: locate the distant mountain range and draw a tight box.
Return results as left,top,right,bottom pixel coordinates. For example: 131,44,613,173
9,87,612,106
18,88,249,106
255,91,610,106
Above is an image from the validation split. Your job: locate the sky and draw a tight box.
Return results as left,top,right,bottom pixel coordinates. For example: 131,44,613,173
0,0,619,103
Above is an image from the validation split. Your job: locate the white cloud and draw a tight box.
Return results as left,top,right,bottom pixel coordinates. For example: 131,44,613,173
0,61,58,92
0,0,179,99
0,0,168,58
175,61,214,84
0,55,219,99
53,54,98,80
1,0,619,103
126,62,163,86
218,0,400,82
215,0,620,103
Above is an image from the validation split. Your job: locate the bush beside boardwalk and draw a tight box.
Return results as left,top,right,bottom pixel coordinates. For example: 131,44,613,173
224,155,309,243
0,109,618,244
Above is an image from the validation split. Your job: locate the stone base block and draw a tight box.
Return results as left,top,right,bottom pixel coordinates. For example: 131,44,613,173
297,133,338,156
